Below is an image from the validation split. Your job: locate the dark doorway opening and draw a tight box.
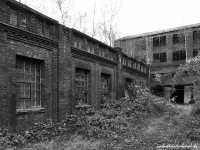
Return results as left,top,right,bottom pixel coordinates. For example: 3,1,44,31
171,85,184,104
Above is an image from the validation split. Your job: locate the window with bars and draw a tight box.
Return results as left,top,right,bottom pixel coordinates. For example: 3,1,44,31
173,50,186,61
153,53,167,62
75,68,89,105
101,74,111,105
16,56,42,109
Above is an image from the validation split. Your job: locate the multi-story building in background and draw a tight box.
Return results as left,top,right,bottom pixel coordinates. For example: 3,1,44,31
115,23,200,104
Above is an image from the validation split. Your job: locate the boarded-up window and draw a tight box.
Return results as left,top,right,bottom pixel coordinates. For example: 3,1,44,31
38,20,44,36
10,9,17,27
19,13,26,30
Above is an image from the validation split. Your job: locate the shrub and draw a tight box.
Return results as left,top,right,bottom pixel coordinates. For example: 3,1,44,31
191,101,200,117
0,84,169,148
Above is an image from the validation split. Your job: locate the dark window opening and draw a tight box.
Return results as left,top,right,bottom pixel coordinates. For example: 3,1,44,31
171,85,184,104
173,34,179,44
173,33,185,44
160,36,166,46
193,30,200,41
153,36,166,47
160,53,167,62
153,37,159,47
125,78,132,90
180,50,186,60
101,74,111,105
153,53,167,62
193,49,199,57
153,53,159,61
173,50,186,61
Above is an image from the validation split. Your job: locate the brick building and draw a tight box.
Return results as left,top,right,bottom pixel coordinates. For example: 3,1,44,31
0,0,149,131
114,23,200,104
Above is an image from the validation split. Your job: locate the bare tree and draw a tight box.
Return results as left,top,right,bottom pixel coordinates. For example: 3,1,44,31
99,0,122,46
90,3,99,38
73,11,88,33
54,0,73,26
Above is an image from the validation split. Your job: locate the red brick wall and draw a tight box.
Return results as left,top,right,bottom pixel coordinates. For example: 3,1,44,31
0,0,149,131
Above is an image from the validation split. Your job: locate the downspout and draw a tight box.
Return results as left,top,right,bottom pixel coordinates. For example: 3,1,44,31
184,28,188,62
57,25,60,122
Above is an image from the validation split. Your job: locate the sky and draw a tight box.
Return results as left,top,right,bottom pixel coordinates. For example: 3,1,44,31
22,0,200,38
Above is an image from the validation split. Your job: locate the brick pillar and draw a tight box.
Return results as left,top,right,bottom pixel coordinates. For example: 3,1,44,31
114,47,124,99
58,26,73,120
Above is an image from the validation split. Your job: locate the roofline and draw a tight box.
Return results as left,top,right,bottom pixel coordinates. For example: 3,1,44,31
117,22,200,41
5,0,58,24
71,28,115,51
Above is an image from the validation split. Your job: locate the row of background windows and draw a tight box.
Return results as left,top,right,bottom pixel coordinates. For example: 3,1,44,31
153,50,186,62
122,57,147,73
152,30,200,47
73,36,115,61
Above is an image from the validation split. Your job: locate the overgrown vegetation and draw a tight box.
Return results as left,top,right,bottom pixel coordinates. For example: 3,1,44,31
1,84,200,149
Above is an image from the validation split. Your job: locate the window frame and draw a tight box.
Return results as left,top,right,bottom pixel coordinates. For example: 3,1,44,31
153,36,166,47
172,50,186,61
75,68,90,105
16,56,42,109
153,52,167,62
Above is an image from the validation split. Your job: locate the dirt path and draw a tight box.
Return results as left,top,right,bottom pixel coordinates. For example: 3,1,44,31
121,103,195,150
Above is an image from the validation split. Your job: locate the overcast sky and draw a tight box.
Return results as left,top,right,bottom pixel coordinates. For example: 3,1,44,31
117,0,200,37
24,0,200,38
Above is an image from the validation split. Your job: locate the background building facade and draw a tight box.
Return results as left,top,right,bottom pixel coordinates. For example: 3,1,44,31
115,23,200,104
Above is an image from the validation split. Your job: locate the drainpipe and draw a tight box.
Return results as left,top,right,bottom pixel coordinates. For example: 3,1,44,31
184,28,188,62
